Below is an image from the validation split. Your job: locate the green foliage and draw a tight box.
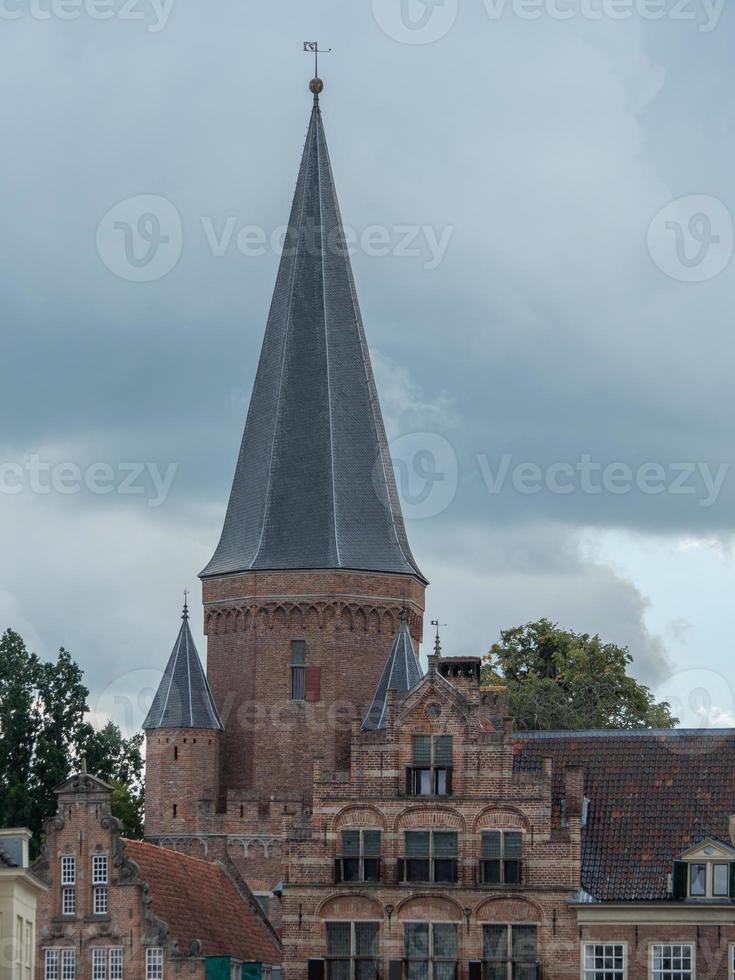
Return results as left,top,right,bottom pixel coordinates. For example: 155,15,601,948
0,629,145,846
482,618,677,732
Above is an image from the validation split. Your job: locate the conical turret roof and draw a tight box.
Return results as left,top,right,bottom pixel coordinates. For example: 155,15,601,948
362,614,423,730
201,85,424,582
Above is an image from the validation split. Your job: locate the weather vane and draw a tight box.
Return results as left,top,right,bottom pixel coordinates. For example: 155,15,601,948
182,588,189,620
431,619,446,657
303,41,331,82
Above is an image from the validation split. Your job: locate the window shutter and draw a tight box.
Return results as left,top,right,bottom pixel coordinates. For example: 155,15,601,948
672,860,688,900
388,962,403,980
468,963,482,980
396,858,405,883
333,858,342,884
363,830,381,856
307,960,325,980
405,767,413,795
305,666,321,701
445,766,453,795
729,862,735,900
504,831,523,858
341,830,360,856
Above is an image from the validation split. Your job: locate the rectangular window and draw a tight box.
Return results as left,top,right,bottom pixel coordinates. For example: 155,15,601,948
583,944,624,980
93,886,108,915
481,831,523,885
92,854,108,884
24,919,33,980
109,949,123,980
45,950,60,980
689,863,706,896
409,736,453,797
405,922,458,980
403,831,457,884
483,925,538,980
61,950,76,980
92,949,106,980
291,640,306,700
60,856,76,884
337,829,381,883
61,887,76,916
651,944,693,980
713,863,729,897
325,921,380,980
145,948,163,980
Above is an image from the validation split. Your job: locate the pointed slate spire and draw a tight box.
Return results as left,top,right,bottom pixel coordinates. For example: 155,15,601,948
201,83,424,582
143,600,223,731
362,613,423,730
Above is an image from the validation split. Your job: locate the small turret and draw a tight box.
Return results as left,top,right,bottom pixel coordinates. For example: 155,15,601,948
362,613,423,730
143,598,223,837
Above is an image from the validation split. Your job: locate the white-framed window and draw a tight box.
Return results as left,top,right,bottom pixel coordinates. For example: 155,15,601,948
145,947,164,980
92,854,108,884
44,950,60,980
61,886,76,916
60,856,76,885
46,949,76,980
583,943,625,980
92,948,106,980
651,944,694,980
109,948,123,980
93,885,108,915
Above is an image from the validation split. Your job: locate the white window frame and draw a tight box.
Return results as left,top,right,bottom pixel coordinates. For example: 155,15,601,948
109,947,123,980
93,884,108,915
92,854,109,884
44,949,60,980
61,886,76,916
145,947,164,980
582,942,627,980
60,856,76,885
650,943,695,980
61,949,76,980
92,948,107,980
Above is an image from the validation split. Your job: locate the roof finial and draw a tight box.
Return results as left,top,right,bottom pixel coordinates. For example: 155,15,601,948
182,589,189,621
304,41,330,101
431,619,445,657
80,754,87,774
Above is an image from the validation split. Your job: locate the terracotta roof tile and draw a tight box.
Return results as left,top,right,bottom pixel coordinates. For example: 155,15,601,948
124,840,280,963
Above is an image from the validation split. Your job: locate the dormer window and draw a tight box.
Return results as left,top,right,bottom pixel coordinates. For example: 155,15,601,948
406,735,453,797
673,841,735,900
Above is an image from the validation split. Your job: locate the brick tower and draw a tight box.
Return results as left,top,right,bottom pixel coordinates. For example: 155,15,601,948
199,75,427,809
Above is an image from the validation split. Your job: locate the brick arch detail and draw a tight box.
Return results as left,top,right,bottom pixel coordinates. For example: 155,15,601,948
333,805,389,832
396,894,464,921
319,894,385,919
472,806,532,833
393,805,467,832
473,896,543,922
205,600,419,639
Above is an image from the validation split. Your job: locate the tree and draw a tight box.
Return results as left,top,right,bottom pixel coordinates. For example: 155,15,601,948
0,629,145,846
482,618,677,731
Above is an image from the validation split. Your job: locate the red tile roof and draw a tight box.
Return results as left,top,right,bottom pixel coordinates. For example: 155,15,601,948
513,729,735,902
124,840,280,964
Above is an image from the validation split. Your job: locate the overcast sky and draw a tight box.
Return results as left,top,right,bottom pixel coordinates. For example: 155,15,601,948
2,0,734,733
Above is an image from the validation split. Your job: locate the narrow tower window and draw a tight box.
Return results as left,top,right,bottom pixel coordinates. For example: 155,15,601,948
290,640,306,700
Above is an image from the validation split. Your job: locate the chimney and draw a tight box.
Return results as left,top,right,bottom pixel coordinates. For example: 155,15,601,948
437,656,482,695
564,767,585,821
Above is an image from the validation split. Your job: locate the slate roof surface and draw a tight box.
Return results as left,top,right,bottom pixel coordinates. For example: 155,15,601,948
513,729,735,901
201,95,424,582
142,612,223,731
124,840,280,963
362,616,423,730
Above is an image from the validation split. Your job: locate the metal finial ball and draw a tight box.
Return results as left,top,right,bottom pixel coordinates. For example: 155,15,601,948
309,77,324,95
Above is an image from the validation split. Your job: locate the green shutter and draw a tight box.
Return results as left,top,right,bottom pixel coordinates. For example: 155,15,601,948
412,735,432,764
291,640,306,665
482,831,502,859
205,957,231,980
241,965,262,980
434,735,453,765
363,830,381,856
504,831,522,858
672,860,688,900
729,862,735,900
341,830,360,856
